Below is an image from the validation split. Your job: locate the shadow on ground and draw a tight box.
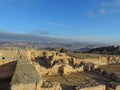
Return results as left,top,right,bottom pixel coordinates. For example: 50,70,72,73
34,56,51,69
0,61,16,90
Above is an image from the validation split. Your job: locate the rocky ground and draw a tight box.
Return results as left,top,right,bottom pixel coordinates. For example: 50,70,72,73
100,64,120,73
43,72,100,89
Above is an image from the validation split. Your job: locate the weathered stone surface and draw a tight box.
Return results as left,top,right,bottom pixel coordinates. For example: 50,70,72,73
41,81,62,90
10,59,42,90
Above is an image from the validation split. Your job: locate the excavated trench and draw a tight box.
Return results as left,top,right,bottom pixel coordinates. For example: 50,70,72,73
0,78,11,90
0,60,17,90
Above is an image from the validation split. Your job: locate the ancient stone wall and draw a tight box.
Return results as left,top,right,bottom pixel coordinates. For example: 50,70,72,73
63,64,83,74
0,49,27,59
0,48,42,60
108,56,120,64
1,48,120,65
10,59,62,90
73,55,120,66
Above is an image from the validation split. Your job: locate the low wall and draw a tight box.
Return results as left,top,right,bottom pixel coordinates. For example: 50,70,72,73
63,65,83,74
73,55,120,66
0,48,45,60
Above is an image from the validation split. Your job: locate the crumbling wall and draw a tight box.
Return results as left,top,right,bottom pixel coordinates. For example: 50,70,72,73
63,64,83,75
1,48,120,65
35,62,84,76
0,48,27,59
108,56,120,64
83,63,99,72
11,59,62,90
83,57,108,65
0,49,18,59
0,48,45,60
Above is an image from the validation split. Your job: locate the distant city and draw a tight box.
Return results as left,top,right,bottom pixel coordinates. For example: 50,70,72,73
0,39,107,52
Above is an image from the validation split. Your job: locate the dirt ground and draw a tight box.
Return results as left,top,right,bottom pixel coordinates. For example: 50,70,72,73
43,72,101,89
100,64,120,73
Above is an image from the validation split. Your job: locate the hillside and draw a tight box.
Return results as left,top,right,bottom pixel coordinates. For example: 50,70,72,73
86,46,120,55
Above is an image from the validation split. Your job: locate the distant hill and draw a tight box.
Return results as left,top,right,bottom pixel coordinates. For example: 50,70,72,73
0,32,107,51
87,46,120,55
0,32,70,43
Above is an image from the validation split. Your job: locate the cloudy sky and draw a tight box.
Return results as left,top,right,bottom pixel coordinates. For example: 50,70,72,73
0,0,120,44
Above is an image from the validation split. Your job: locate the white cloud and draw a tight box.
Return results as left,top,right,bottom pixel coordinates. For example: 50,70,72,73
99,0,120,15
102,0,120,7
48,22,64,27
88,10,95,17
36,30,50,35
109,8,120,13
99,9,106,15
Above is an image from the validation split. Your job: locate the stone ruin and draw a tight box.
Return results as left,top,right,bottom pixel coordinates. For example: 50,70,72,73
0,48,120,90
10,59,62,90
33,51,85,76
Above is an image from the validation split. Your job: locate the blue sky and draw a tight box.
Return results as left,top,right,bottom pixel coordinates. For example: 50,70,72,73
0,0,120,44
